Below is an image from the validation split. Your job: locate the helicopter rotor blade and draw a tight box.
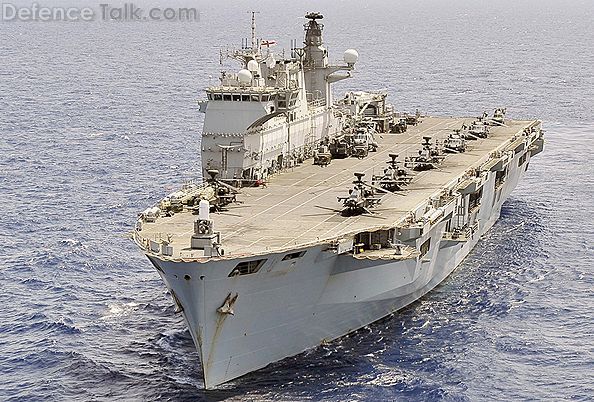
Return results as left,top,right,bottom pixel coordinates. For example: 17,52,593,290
215,180,242,194
361,181,390,194
216,212,243,217
371,183,409,196
360,209,387,219
222,204,248,209
487,119,507,127
302,212,340,217
465,132,482,140
384,188,409,196
315,205,344,213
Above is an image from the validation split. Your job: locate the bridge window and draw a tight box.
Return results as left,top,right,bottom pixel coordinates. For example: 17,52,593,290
241,94,250,102
261,95,269,102
232,94,241,102
223,94,231,101
207,93,213,100
251,94,260,102
229,259,267,276
213,94,222,101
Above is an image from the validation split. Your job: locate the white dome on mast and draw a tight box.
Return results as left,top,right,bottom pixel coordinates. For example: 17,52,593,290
247,59,259,72
344,49,359,66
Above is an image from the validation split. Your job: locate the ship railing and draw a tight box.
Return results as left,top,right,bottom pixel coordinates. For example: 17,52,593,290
133,229,179,257
133,228,145,248
178,250,208,260
352,245,419,261
442,225,473,241
308,98,327,108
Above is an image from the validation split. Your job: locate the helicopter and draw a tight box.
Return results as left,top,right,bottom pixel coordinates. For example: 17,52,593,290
390,117,407,133
443,130,467,153
308,172,411,220
156,170,242,217
313,143,332,166
489,107,507,126
198,169,241,211
329,133,352,159
372,153,414,192
404,136,446,171
464,120,490,140
334,172,386,216
352,125,379,159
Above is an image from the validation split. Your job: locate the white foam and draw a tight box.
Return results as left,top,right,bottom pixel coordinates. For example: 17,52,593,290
101,302,140,320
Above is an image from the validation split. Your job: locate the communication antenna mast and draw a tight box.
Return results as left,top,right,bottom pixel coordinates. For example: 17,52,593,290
248,11,260,52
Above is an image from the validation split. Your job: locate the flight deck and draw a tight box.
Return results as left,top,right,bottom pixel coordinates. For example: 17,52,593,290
136,116,539,259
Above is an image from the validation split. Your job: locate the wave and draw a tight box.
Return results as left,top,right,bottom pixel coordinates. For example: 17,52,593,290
100,302,141,321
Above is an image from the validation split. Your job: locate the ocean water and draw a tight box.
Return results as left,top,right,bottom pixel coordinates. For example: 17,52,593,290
1,0,593,400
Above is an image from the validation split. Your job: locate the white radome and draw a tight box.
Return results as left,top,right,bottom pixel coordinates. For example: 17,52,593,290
344,49,359,65
247,59,259,72
198,199,210,220
237,69,252,85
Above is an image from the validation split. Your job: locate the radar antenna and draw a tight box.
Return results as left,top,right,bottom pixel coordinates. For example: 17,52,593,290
305,12,323,20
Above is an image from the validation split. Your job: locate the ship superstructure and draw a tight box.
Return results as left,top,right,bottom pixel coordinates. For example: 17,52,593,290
200,12,358,181
133,13,544,389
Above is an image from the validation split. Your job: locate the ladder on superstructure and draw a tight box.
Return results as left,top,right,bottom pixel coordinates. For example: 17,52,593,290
304,116,317,158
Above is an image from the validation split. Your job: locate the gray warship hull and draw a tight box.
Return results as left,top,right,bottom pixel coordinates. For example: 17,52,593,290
142,116,544,388
133,12,545,389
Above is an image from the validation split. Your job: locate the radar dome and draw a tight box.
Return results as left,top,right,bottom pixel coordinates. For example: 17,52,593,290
237,69,252,85
344,49,359,66
247,59,259,72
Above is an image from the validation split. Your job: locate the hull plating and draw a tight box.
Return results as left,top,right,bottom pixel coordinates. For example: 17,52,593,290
150,147,532,388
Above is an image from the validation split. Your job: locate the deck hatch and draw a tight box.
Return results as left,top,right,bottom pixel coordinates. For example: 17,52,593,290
229,259,267,276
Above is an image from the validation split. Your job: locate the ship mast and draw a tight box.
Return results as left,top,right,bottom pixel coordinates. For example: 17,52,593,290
249,11,260,53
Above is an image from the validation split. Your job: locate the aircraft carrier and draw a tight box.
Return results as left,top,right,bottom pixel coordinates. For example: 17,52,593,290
133,12,544,389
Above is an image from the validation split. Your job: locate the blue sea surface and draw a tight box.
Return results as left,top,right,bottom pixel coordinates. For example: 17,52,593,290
1,0,593,400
